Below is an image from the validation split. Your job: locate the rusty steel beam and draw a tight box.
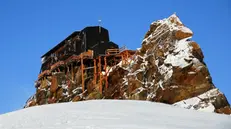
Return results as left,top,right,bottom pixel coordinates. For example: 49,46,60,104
81,54,85,92
50,61,65,72
94,59,97,85
98,56,102,94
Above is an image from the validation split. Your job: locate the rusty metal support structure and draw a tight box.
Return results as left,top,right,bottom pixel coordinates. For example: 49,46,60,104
98,56,102,94
81,54,85,92
71,63,74,81
37,47,136,97
119,50,136,65
94,59,97,85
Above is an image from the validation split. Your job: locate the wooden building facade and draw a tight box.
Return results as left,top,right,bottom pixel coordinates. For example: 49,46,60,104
40,26,118,72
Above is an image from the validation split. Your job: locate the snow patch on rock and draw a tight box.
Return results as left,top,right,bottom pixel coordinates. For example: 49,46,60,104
164,37,193,68
173,89,221,112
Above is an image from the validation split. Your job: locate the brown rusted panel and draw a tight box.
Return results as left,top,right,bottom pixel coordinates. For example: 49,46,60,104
50,75,58,92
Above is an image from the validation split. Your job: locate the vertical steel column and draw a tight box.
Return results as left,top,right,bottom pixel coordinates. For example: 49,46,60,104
81,54,85,92
71,63,74,81
98,56,102,94
94,59,97,85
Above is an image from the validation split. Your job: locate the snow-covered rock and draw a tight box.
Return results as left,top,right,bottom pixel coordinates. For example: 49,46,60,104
173,88,231,114
105,14,231,114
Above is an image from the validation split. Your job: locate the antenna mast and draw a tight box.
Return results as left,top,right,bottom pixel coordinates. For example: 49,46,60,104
98,19,102,33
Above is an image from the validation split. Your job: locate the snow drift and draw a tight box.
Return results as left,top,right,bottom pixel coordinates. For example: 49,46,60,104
1,100,231,129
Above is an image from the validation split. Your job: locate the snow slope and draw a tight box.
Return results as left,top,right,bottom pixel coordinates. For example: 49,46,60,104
0,100,230,129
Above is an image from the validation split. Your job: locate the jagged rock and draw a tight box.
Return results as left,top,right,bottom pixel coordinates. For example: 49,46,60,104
173,89,230,113
50,76,58,92
26,100,37,107
86,91,103,100
128,76,142,94
40,78,48,89
189,42,204,61
72,95,82,102
56,88,63,100
124,14,230,114
174,26,193,40
36,89,46,105
47,97,56,104
130,87,148,100
216,106,231,115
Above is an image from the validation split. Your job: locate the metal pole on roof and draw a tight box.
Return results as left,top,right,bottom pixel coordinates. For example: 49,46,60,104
98,19,102,33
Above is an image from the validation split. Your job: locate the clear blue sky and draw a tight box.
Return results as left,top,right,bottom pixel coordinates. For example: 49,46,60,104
0,0,230,114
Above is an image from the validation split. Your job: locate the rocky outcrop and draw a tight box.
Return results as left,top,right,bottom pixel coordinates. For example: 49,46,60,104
173,88,231,114
104,14,230,114
25,14,231,115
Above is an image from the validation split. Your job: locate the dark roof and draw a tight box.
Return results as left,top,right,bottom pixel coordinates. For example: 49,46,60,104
41,26,109,58
81,26,108,32
41,31,80,58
